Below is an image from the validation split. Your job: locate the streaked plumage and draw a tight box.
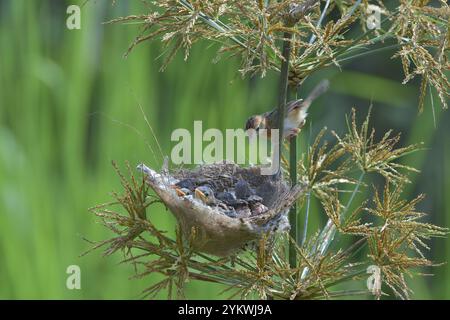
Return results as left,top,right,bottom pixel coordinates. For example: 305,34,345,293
245,80,329,140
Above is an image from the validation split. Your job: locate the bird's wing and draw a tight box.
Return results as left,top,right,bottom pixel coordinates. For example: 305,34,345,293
302,79,329,110
284,79,330,114
286,99,303,112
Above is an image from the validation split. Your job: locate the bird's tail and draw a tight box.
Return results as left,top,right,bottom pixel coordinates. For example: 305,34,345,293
302,79,330,109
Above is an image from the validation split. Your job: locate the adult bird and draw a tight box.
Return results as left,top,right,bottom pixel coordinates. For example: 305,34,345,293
244,79,329,140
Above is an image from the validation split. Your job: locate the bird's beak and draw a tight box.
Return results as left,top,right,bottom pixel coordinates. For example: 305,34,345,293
245,115,262,139
245,116,261,131
194,188,208,204
171,185,186,197
175,188,186,197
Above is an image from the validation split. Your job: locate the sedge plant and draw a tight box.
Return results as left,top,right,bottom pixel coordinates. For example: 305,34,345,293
88,0,449,299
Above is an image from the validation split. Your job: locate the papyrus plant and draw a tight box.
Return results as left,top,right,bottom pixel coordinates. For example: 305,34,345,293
88,0,449,299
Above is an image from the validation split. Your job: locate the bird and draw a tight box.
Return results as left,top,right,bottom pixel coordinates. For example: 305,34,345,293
194,185,237,215
216,191,247,207
195,186,252,218
255,180,279,206
175,178,197,191
194,185,218,206
216,191,237,203
246,195,268,216
250,202,268,216
233,181,268,217
171,178,197,197
244,79,329,140
234,179,255,200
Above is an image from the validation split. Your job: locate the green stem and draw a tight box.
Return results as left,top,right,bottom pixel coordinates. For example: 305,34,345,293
281,0,321,271
289,125,298,267
277,32,292,148
301,191,311,246
337,44,402,64
318,171,365,255
277,32,295,267
308,0,331,44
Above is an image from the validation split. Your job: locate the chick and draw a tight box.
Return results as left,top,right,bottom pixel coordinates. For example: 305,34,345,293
194,185,217,206
216,191,248,207
235,179,255,200
247,195,268,216
233,181,270,216
175,178,197,192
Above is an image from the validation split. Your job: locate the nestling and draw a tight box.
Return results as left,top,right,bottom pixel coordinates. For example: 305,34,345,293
194,185,218,206
194,186,245,218
194,185,266,218
245,79,329,140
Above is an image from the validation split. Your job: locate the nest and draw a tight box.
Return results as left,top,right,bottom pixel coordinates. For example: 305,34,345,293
138,162,304,256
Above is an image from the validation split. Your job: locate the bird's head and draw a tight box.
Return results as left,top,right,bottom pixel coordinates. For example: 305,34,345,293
235,179,253,200
245,114,264,133
194,186,216,205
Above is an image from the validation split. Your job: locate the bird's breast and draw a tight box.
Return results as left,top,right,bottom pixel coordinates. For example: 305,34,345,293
285,108,307,129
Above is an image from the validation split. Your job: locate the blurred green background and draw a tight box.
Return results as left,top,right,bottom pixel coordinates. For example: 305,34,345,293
0,0,448,299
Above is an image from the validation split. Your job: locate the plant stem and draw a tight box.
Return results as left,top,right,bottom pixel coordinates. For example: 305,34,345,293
277,32,292,149
301,191,311,246
280,0,320,270
308,0,331,44
277,31,295,267
318,171,365,255
337,44,402,64
289,106,298,268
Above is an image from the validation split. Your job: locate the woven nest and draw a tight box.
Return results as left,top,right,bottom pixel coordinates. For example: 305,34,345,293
138,162,304,256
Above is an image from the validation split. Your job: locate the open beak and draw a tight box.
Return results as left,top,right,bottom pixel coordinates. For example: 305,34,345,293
194,188,208,204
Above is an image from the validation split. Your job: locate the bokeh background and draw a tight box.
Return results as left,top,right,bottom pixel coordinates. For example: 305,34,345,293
0,0,448,299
